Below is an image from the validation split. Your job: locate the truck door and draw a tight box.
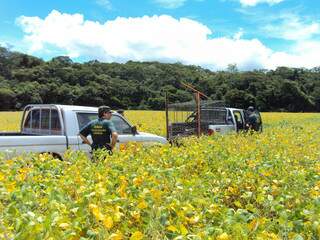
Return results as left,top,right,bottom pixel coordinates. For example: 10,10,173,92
110,115,142,149
232,110,245,132
76,112,95,152
76,113,139,151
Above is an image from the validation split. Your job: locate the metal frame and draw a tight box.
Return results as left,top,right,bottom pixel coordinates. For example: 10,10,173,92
165,83,227,141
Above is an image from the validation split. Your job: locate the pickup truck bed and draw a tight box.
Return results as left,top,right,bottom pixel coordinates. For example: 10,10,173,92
0,132,34,136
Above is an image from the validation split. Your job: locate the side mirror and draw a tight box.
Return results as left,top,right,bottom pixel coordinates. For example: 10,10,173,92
131,126,138,136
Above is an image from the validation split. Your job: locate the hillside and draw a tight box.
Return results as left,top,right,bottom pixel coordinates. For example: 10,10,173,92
1,47,319,112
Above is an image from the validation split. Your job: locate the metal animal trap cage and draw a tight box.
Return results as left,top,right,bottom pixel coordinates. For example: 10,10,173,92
165,84,228,140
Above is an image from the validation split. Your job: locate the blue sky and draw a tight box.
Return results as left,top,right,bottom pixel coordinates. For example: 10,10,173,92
1,0,320,70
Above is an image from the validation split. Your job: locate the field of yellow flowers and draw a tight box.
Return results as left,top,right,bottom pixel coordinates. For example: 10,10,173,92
0,111,320,239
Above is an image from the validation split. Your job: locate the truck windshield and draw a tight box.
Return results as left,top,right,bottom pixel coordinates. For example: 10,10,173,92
77,113,132,134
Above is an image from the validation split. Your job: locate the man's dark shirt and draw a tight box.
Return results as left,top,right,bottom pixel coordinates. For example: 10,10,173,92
248,113,260,131
80,118,116,150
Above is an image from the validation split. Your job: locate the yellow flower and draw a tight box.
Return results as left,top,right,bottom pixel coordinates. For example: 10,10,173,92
113,206,124,222
167,225,178,232
130,231,143,240
133,176,144,187
257,231,280,240
131,211,141,221
227,186,238,195
103,216,113,230
89,204,104,221
179,224,188,236
109,231,123,240
6,160,14,166
208,204,220,214
6,181,16,193
187,215,200,225
16,172,27,181
137,200,148,209
150,189,161,203
0,172,5,181
217,233,231,240
59,223,70,230
117,176,128,198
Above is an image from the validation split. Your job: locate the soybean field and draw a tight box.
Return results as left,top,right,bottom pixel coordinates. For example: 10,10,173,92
0,111,320,239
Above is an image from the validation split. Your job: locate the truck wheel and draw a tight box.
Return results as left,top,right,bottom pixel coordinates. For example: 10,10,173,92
169,139,185,147
51,153,63,160
40,152,62,160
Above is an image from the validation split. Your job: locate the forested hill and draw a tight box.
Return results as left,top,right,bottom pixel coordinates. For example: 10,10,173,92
0,47,320,112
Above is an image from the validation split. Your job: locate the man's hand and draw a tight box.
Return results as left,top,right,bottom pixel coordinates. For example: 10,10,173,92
111,132,118,149
80,134,91,146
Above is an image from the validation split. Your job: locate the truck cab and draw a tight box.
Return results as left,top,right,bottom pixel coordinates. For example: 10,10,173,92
209,107,262,135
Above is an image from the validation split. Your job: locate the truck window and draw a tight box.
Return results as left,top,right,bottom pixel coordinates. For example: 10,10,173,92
111,115,132,134
51,110,62,134
31,109,40,129
23,111,32,129
77,113,97,130
201,109,227,125
23,108,62,135
41,109,50,130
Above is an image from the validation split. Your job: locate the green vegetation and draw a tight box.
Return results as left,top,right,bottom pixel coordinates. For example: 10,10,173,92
1,46,320,112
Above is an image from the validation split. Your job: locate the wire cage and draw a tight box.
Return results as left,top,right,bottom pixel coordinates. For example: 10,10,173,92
165,91,228,140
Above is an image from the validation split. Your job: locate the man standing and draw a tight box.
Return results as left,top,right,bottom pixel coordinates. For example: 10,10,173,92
79,106,118,152
246,106,262,132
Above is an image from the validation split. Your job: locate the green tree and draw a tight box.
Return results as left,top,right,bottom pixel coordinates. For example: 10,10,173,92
225,89,256,109
14,82,43,108
0,88,16,110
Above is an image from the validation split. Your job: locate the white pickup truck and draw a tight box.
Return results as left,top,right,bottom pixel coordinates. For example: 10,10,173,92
208,107,256,135
168,107,262,139
0,104,167,158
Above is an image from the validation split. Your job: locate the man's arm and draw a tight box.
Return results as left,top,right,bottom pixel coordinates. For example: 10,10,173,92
110,132,118,149
107,121,118,149
80,134,91,146
79,122,92,146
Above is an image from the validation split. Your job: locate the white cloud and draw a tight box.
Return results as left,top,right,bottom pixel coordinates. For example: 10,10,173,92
0,41,10,49
17,10,320,70
96,0,112,10
240,0,283,7
154,0,187,9
264,14,320,41
233,28,244,40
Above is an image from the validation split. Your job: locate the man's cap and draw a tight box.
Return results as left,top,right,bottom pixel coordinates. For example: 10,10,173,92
247,106,255,112
98,106,111,116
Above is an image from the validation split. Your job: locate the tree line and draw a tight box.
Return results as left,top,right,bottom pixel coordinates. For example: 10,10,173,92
1,46,320,112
